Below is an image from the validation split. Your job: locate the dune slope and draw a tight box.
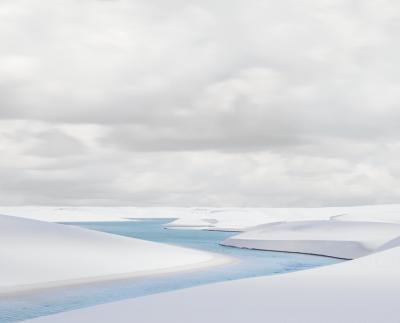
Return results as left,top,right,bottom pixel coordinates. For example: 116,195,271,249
27,243,400,323
221,220,400,259
0,214,223,295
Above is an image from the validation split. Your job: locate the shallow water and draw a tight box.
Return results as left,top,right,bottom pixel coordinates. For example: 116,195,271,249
0,219,342,322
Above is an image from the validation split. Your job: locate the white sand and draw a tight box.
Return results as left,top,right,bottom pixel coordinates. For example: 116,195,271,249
3,205,400,322
221,220,400,259
165,204,400,230
0,206,191,222
26,242,400,323
2,204,400,229
330,205,400,224
0,214,227,295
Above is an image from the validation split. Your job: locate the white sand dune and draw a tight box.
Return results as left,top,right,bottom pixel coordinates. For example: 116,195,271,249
2,204,400,229
0,214,227,295
3,205,400,322
331,206,400,224
165,204,400,230
221,220,400,259
0,206,192,222
26,242,400,323
164,207,346,230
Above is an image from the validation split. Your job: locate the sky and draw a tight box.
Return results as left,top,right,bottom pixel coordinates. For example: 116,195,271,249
1,0,400,207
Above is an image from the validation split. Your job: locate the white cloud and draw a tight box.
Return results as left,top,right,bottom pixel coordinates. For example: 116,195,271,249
1,0,400,206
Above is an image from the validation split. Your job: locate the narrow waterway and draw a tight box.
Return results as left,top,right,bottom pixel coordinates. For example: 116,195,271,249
0,219,342,322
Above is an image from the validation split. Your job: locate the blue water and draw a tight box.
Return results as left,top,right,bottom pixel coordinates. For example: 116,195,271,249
0,219,342,322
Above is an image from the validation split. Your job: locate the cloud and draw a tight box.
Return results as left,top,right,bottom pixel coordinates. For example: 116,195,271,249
26,129,86,157
1,0,400,206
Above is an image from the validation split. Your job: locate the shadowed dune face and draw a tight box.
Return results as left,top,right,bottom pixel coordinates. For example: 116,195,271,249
222,220,400,259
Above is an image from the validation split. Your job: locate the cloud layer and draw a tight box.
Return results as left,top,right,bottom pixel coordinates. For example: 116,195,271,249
1,0,400,206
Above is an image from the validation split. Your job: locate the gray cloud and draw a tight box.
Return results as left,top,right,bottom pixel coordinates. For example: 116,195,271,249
1,0,400,206
27,129,87,157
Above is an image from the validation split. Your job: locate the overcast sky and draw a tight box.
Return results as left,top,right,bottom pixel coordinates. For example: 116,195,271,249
1,0,400,207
